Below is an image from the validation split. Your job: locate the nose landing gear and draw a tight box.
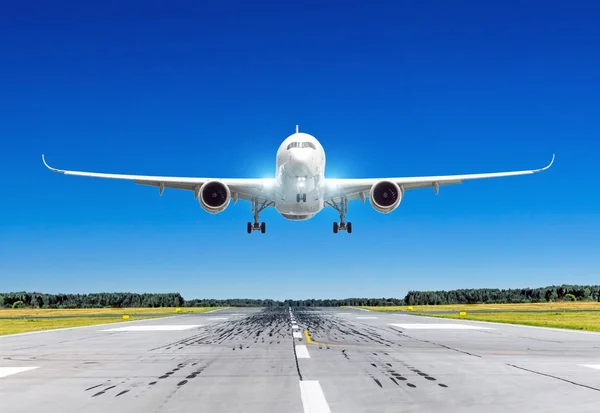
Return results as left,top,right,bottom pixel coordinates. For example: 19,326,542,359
296,193,307,203
328,196,352,234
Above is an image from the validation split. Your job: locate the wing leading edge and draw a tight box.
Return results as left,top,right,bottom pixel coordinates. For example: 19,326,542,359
325,154,555,202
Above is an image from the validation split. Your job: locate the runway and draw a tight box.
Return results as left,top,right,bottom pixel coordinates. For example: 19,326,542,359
2,307,600,412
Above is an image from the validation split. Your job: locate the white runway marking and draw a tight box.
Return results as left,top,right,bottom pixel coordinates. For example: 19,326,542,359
102,325,201,332
0,367,39,378
296,345,310,359
356,316,377,319
293,331,302,338
389,323,492,330
204,308,226,313
300,380,331,413
335,312,350,315
580,364,600,370
292,325,300,330
207,317,229,320
353,307,370,312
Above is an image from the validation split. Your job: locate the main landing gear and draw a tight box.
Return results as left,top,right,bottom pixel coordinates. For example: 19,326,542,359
296,193,307,203
328,196,352,234
247,198,273,234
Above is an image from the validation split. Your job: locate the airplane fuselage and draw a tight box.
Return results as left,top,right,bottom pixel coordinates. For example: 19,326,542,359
274,132,326,220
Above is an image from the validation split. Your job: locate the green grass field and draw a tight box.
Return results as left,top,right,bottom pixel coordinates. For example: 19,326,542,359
0,307,222,335
422,311,600,332
0,316,162,336
357,302,600,332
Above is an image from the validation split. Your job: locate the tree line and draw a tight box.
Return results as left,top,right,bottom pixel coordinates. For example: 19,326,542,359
403,285,600,305
1,285,599,309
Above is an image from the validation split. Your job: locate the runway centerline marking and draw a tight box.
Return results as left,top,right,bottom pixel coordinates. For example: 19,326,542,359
389,323,492,330
0,367,39,378
293,331,302,338
102,325,201,332
299,380,331,413
296,345,310,358
292,325,300,330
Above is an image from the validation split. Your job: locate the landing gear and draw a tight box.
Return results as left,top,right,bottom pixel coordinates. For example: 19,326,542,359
296,193,306,203
247,198,273,234
328,196,352,234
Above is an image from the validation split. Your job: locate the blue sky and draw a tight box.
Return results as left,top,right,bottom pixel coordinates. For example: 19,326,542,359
1,0,599,300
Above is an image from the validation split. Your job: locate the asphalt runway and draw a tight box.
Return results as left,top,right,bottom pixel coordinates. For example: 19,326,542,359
2,307,600,412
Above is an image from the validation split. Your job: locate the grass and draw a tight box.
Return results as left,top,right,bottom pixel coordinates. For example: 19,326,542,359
358,302,600,312
356,302,600,332
423,311,600,332
0,307,223,318
0,307,222,336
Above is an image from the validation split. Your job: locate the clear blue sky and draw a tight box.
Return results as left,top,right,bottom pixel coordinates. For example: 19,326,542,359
1,0,598,300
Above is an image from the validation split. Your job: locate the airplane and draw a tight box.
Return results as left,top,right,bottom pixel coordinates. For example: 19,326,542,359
42,126,554,234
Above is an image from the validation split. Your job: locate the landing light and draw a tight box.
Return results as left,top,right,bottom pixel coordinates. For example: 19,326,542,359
326,180,339,189
262,179,275,188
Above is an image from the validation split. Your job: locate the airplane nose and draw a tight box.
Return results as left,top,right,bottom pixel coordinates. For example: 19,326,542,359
287,150,314,176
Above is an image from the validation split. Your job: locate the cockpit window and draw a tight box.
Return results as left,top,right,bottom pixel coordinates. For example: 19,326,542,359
287,142,316,150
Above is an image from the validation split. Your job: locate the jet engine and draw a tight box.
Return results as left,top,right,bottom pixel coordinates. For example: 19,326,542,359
199,180,231,213
369,180,402,213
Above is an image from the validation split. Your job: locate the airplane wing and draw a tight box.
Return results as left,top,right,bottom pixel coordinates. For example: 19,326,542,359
42,155,276,205
324,154,555,204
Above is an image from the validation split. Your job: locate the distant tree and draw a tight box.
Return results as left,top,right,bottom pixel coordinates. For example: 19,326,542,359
12,300,24,309
564,293,576,301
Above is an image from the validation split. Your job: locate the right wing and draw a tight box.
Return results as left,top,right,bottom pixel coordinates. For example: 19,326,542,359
42,155,276,205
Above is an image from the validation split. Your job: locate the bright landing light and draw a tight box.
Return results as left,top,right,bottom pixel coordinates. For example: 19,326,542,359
261,178,276,188
326,179,339,189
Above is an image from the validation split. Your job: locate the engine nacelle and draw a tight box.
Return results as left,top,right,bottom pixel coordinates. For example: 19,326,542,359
199,180,231,214
369,180,402,213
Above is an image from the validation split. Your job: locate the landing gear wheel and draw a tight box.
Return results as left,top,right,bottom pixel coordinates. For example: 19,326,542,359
302,194,307,202
330,196,351,234
248,198,273,234
296,194,300,202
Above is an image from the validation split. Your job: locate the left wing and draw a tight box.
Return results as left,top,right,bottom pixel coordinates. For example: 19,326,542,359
325,154,555,203
42,155,276,205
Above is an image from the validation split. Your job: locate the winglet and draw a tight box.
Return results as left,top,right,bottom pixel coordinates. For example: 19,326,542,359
42,154,64,173
296,125,299,133
539,153,555,172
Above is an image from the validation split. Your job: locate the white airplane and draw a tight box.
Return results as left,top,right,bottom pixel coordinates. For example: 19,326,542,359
42,126,554,234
